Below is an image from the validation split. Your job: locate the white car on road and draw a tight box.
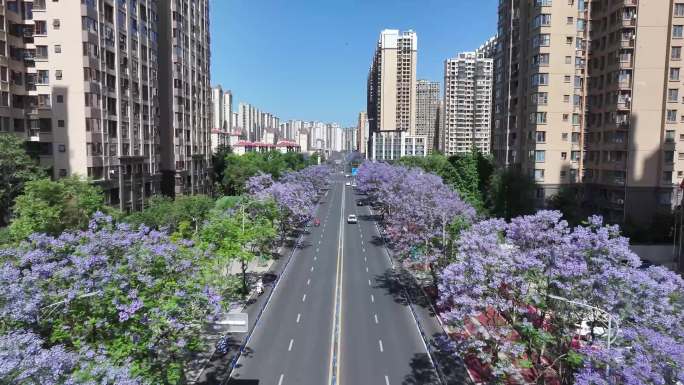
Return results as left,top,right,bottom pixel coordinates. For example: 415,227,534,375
345,182,351,186
347,214,358,224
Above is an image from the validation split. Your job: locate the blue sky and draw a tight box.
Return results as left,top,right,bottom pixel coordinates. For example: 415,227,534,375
210,0,498,127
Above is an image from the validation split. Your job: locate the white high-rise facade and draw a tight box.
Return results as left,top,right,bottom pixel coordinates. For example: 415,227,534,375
443,52,493,155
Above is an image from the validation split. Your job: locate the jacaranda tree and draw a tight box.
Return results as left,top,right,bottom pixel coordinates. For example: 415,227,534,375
0,213,225,384
438,210,684,385
356,161,476,280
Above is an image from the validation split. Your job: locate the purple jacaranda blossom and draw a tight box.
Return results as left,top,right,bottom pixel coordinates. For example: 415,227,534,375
0,330,142,384
437,210,684,385
0,213,227,383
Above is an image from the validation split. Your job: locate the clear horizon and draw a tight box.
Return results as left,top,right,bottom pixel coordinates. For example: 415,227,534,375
210,0,498,127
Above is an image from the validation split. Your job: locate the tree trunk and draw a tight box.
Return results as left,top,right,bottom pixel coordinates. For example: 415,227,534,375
241,260,248,296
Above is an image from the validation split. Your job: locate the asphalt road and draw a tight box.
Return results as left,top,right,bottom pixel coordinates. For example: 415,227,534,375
228,175,438,385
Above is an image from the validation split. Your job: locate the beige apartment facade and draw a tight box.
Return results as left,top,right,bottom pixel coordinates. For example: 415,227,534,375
583,0,678,225
495,0,683,227
0,0,164,212
367,29,418,134
494,0,588,203
158,0,212,197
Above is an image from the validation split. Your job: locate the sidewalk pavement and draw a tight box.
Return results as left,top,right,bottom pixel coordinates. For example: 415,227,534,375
185,232,304,385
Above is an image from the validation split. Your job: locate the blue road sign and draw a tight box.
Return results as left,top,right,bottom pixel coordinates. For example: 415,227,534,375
351,168,358,176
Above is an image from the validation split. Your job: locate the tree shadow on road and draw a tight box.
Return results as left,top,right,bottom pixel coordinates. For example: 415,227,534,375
402,353,440,385
373,269,410,306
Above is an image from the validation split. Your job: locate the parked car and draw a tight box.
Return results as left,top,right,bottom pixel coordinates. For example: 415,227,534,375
347,214,358,224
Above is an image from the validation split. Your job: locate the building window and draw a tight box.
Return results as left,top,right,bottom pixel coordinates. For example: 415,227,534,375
532,33,550,47
566,36,573,44
665,151,675,163
536,131,546,142
53,19,60,29
55,70,62,80
562,114,569,122
667,130,676,142
561,152,568,160
571,151,581,162
531,73,549,86
673,46,682,60
530,112,547,124
54,44,61,53
57,119,64,127
664,171,673,183
669,88,679,102
534,169,545,181
58,144,65,152
56,95,63,103
671,68,681,81
677,3,684,17
668,109,678,122
675,25,684,38
535,150,546,162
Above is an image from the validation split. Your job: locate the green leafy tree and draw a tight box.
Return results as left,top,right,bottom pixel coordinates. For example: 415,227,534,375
211,144,232,194
547,185,586,226
124,195,214,235
9,176,108,240
448,153,483,210
198,197,277,295
0,134,45,226
487,168,537,220
218,151,320,196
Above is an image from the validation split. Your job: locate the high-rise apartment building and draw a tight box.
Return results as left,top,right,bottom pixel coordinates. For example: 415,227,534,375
158,0,211,197
582,0,678,224
493,0,588,202
237,102,279,143
367,29,426,160
416,80,441,153
367,29,418,134
211,86,232,131
357,111,368,155
443,52,493,155
0,0,164,212
495,0,678,227
211,86,232,152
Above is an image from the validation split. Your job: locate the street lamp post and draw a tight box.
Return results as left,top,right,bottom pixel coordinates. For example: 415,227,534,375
547,294,619,378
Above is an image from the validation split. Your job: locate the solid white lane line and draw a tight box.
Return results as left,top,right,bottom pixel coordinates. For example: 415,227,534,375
296,313,301,323
368,279,372,286
379,339,384,352
302,294,307,302
278,374,284,385
371,294,375,303
374,314,379,324
311,266,315,272
307,279,311,285
314,256,317,261
364,256,367,262
288,339,294,351
363,248,366,253
385,375,390,385
366,267,369,273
